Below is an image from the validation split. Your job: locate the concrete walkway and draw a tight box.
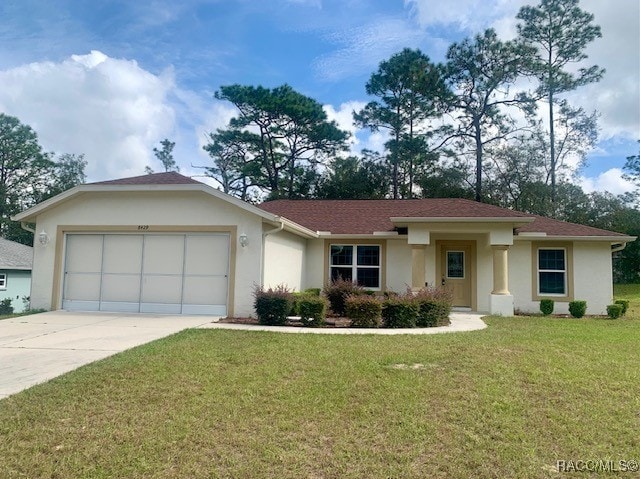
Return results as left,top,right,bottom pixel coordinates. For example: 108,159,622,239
198,312,487,335
0,311,212,400
0,311,486,400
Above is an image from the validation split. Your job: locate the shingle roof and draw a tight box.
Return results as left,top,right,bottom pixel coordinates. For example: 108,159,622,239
89,171,202,186
0,238,33,270
259,198,531,235
258,198,628,238
515,214,627,237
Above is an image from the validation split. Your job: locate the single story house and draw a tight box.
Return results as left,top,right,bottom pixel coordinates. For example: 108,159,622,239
12,172,635,317
0,237,33,313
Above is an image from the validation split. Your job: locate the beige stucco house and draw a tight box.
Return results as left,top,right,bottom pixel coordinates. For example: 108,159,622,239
12,172,635,317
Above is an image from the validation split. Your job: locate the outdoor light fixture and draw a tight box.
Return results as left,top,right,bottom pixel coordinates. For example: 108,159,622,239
38,229,50,246
239,233,249,248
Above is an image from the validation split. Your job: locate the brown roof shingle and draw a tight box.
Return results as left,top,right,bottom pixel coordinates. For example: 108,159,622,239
516,214,626,237
259,198,530,235
258,198,627,237
89,171,202,186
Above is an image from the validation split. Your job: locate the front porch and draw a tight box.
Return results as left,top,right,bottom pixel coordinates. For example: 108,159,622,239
400,220,520,316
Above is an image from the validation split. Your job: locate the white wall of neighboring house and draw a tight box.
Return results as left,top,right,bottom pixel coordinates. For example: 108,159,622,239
30,190,264,317
263,229,306,292
0,269,31,313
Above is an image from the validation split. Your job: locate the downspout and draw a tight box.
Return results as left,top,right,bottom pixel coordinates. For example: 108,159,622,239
260,219,285,286
20,222,36,234
611,243,627,253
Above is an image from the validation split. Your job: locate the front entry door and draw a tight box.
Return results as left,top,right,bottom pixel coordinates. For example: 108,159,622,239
440,244,472,308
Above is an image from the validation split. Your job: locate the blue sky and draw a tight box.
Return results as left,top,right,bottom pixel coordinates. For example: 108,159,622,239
0,0,638,195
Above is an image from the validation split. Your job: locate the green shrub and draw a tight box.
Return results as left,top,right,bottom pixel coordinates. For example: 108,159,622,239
413,287,452,327
539,299,554,316
323,278,364,316
606,304,623,319
298,296,328,327
345,295,382,328
382,296,418,328
0,298,14,315
289,292,309,316
254,285,293,325
568,300,587,318
303,288,322,297
614,299,629,316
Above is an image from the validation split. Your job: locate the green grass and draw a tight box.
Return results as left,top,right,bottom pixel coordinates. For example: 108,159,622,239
1,295,639,478
614,283,640,317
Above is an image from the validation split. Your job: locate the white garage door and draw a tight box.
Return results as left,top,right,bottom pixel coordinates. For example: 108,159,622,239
62,233,229,315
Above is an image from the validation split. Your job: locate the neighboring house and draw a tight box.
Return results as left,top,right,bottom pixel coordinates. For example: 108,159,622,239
0,238,33,313
12,172,636,317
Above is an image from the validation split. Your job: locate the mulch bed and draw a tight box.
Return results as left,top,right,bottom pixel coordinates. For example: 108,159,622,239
219,316,353,328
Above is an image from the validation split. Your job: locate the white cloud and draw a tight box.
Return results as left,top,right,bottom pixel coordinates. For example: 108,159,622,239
0,51,176,181
313,17,430,81
323,101,366,152
579,168,636,195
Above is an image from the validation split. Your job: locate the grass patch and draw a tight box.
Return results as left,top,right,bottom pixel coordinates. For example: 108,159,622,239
614,283,640,317
0,309,47,321
1,305,639,477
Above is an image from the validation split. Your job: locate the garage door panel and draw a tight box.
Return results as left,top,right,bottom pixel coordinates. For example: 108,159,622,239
143,236,184,274
103,236,143,274
65,235,103,272
185,235,228,275
101,274,141,302
141,275,182,304
64,273,101,301
183,276,228,305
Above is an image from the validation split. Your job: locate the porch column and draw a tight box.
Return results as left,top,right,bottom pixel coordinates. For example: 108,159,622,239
411,245,426,291
491,245,510,295
490,245,513,316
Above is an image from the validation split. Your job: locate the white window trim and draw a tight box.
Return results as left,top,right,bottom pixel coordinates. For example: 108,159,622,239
537,247,567,297
330,244,381,290
0,273,6,290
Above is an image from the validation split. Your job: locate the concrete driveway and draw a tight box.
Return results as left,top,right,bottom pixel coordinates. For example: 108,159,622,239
0,311,216,400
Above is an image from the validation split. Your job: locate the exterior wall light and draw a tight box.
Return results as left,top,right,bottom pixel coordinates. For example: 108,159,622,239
239,233,249,248
38,229,50,246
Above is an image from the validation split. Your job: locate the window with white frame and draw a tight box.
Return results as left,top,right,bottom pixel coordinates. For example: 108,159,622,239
538,248,566,295
0,273,6,290
330,244,381,289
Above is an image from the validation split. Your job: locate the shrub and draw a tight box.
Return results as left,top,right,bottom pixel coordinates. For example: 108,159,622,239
298,296,328,327
303,288,322,297
614,299,629,316
413,287,452,327
568,300,587,318
254,285,293,325
539,299,554,316
0,298,13,315
345,295,382,328
289,292,306,316
606,304,623,319
382,296,418,328
323,278,364,316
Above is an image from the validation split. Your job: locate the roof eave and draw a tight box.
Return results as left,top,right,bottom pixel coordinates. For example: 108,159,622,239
390,216,535,227
514,235,637,243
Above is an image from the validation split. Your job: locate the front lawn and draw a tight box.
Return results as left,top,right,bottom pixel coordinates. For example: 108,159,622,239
0,308,638,477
